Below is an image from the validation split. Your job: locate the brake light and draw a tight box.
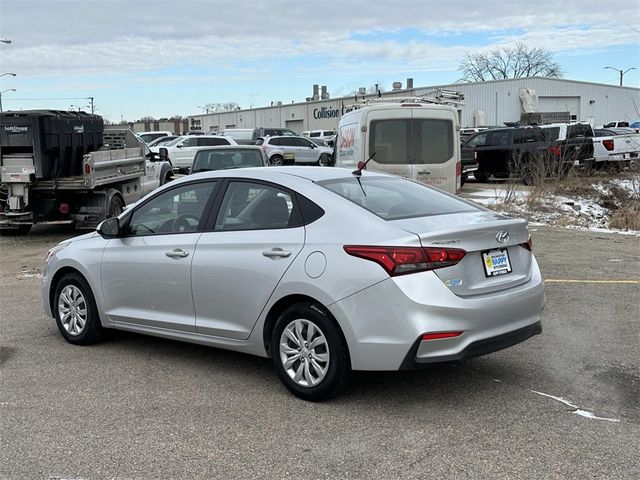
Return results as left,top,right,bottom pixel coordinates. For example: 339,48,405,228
400,103,422,107
343,245,466,276
59,203,69,214
84,163,91,174
455,160,462,194
521,236,533,251
548,145,562,158
422,331,463,341
603,139,614,151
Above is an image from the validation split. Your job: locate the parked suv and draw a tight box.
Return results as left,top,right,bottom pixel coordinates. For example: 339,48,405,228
157,135,238,172
256,135,333,166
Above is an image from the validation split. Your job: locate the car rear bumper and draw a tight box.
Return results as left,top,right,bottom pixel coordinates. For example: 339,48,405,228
328,259,545,371
399,321,542,369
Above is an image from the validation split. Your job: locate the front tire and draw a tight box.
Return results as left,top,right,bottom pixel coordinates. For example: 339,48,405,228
270,303,350,401
474,168,490,183
53,273,104,345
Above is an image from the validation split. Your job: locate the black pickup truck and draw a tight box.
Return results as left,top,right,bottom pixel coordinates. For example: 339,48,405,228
462,125,594,184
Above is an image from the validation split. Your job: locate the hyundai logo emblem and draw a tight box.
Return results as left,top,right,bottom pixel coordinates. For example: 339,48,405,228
496,231,509,244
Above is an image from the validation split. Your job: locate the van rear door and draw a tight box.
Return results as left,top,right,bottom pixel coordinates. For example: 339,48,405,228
365,107,416,181
412,108,457,193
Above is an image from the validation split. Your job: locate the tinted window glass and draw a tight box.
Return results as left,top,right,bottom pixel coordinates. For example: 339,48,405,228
268,138,282,146
255,138,265,146
279,138,297,147
466,132,487,147
198,137,229,146
486,130,511,146
192,150,264,172
319,176,478,220
542,127,561,141
567,124,593,139
181,137,197,147
215,182,296,231
414,119,453,164
128,182,217,236
370,119,410,165
310,132,321,137
513,128,543,144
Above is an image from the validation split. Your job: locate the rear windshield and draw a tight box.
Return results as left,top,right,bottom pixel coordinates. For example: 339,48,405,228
192,149,263,172
369,119,453,165
567,124,594,138
318,176,478,220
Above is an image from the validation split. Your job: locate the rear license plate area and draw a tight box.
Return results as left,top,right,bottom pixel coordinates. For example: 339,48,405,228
482,248,512,277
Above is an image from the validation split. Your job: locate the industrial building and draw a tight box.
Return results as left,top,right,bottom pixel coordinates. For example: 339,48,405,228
187,77,640,133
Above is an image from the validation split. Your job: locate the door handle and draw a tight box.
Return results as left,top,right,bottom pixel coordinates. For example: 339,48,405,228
417,170,431,175
165,249,189,259
262,248,292,258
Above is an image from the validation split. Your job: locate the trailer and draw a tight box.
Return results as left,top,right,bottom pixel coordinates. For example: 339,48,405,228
0,110,173,234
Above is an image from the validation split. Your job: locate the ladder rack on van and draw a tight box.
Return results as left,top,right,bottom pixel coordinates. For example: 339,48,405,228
341,89,465,113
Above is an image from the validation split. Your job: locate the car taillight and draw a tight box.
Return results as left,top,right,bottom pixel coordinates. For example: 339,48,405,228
603,139,614,151
343,245,466,276
548,145,562,158
84,163,91,174
357,160,367,170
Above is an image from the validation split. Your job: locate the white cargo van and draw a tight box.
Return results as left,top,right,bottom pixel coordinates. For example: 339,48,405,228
334,102,461,194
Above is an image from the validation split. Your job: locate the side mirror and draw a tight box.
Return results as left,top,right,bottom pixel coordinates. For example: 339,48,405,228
159,147,169,162
176,144,183,148
97,217,121,238
309,143,316,149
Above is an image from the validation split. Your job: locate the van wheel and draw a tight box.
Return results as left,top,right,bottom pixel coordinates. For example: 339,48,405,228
270,155,284,166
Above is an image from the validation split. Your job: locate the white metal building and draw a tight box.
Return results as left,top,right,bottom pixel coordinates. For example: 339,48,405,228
188,77,640,133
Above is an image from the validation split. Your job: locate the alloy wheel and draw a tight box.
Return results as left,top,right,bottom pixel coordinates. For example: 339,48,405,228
57,285,88,336
279,319,330,387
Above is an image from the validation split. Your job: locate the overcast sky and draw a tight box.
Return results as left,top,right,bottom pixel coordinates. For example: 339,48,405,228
0,0,638,122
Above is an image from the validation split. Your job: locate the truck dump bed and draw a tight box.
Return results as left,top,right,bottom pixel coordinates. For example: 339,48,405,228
0,110,103,179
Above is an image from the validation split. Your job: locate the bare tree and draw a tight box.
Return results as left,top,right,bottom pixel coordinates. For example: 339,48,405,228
204,102,241,113
460,42,563,82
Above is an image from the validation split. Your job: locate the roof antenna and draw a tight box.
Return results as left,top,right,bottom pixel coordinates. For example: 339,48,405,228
352,151,376,177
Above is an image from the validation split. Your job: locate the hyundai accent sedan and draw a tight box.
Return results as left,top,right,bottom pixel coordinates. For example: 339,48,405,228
43,167,545,401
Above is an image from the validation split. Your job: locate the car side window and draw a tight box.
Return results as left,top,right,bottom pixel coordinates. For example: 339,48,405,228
269,138,282,146
198,137,229,146
467,133,487,147
181,137,197,147
280,138,297,147
127,182,217,236
215,182,297,231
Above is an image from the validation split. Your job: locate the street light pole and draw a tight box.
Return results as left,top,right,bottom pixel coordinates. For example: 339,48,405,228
604,66,636,86
0,88,17,112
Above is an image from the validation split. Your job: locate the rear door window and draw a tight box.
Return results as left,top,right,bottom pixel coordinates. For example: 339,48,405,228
198,137,229,146
369,119,410,165
413,119,453,164
486,130,511,146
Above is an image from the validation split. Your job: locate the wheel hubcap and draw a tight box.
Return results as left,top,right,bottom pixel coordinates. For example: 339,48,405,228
58,285,87,336
280,319,330,387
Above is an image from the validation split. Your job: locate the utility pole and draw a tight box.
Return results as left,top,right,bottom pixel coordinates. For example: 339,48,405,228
87,97,95,114
604,66,636,86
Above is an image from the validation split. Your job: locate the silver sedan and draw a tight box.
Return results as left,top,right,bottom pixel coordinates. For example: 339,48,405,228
43,167,545,401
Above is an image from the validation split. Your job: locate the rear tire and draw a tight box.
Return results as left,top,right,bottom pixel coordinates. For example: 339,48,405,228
270,302,351,401
474,168,490,183
53,272,104,345
105,190,124,219
270,155,284,166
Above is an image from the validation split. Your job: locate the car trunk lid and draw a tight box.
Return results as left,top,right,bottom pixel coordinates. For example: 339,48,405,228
391,211,532,296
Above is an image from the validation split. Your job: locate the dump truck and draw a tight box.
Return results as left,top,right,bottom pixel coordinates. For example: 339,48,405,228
0,110,173,234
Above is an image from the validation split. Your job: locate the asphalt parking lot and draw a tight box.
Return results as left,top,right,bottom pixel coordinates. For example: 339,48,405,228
1,222,639,479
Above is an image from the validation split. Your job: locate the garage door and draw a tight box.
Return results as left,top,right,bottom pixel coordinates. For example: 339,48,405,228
285,119,304,134
538,96,580,121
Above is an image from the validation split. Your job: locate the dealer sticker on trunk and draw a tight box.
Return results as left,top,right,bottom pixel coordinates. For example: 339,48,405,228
482,248,512,277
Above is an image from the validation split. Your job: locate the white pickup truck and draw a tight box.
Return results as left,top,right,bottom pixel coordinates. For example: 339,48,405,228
592,128,640,167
